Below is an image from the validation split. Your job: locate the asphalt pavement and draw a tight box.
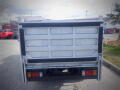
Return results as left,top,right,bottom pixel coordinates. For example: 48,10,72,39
0,40,120,90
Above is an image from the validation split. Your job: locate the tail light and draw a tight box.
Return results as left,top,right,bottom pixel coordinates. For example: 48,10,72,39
27,72,43,78
82,70,97,76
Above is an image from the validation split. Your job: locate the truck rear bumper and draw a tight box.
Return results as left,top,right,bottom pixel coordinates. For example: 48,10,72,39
26,61,98,69
23,61,101,82
26,67,98,81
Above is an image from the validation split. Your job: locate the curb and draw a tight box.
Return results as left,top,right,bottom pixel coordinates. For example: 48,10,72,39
103,59,120,75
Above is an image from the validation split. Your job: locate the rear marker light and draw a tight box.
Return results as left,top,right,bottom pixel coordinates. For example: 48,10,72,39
27,72,32,78
27,72,43,78
82,70,97,76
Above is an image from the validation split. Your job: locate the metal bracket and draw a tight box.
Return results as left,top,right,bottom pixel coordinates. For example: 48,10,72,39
97,53,103,80
22,56,27,83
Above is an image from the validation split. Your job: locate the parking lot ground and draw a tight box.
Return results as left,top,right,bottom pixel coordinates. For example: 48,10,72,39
0,40,120,90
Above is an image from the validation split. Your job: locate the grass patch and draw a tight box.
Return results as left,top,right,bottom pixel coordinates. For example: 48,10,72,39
104,45,120,68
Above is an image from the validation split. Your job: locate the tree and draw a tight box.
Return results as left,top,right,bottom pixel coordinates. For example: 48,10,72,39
106,3,120,40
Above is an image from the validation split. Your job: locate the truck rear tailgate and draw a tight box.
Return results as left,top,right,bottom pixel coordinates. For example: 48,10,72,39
20,24,102,63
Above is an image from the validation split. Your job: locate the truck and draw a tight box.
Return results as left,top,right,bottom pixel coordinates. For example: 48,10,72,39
19,18,103,82
0,24,14,39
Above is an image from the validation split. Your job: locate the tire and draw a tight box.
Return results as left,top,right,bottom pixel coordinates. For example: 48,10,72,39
14,36,17,39
6,36,12,39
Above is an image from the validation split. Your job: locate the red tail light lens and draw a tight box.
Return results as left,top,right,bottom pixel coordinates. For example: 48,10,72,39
82,70,97,76
31,73,40,77
27,72,43,78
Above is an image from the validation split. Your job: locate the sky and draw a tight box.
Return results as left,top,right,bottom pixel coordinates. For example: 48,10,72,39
0,0,120,21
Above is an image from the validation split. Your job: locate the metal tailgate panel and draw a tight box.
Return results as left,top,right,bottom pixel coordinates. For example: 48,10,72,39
24,26,98,60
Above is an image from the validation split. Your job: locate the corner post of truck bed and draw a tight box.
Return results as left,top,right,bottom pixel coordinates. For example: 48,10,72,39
97,26,104,80
18,25,28,83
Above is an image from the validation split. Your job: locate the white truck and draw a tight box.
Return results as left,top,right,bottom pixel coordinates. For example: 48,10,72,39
19,18,103,82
